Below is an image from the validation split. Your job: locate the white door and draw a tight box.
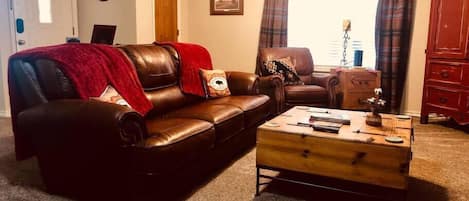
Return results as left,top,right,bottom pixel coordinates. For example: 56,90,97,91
12,0,78,52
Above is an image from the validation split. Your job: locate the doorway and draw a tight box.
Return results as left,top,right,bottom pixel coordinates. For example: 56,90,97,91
155,0,178,42
10,0,78,52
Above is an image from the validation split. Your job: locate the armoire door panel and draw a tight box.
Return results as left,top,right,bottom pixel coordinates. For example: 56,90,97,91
427,0,469,59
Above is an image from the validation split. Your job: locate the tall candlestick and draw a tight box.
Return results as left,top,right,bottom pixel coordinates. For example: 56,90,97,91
343,19,351,31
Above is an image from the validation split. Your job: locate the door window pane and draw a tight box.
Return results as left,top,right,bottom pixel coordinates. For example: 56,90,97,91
38,0,52,23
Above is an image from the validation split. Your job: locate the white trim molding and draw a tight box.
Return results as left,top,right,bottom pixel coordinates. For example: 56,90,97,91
403,110,421,117
0,110,11,118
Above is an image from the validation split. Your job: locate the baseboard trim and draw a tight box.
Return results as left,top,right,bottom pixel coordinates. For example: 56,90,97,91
0,110,11,118
403,110,421,117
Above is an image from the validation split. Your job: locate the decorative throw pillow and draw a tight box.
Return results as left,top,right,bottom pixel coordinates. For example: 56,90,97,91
264,57,304,85
199,69,231,98
90,85,132,108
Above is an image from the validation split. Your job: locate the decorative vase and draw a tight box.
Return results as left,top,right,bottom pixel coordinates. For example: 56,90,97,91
366,106,382,127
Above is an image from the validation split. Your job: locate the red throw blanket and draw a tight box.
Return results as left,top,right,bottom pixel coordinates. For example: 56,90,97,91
155,42,213,96
10,43,153,115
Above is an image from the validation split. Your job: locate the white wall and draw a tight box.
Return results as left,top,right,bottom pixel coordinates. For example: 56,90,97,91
0,0,13,117
179,0,265,72
401,0,431,116
178,0,189,41
77,0,154,45
135,0,155,44
77,0,138,44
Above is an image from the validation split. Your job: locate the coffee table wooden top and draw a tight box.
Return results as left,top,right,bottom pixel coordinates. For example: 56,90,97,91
259,106,412,148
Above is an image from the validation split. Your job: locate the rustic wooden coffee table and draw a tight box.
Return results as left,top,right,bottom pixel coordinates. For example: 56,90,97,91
256,106,413,200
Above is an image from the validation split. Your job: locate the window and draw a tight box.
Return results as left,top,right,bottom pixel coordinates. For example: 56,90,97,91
288,0,378,69
38,0,52,23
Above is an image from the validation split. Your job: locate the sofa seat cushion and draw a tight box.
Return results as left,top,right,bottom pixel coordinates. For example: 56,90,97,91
145,118,214,147
166,103,244,143
135,117,215,173
205,95,270,127
285,85,328,104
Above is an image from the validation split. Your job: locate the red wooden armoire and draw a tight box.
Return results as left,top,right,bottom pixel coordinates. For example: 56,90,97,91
421,0,469,125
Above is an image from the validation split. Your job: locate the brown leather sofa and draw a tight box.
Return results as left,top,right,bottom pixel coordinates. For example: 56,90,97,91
8,44,271,200
257,47,339,113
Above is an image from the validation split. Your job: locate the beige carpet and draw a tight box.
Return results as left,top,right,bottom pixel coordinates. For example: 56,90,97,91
0,117,468,201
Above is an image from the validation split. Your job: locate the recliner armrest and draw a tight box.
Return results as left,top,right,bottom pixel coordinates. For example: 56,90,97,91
17,99,147,148
17,99,147,197
258,75,285,115
225,71,259,95
311,73,338,90
311,73,339,108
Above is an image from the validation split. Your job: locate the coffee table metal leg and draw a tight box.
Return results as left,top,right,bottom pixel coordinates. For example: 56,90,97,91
256,165,401,201
255,167,260,196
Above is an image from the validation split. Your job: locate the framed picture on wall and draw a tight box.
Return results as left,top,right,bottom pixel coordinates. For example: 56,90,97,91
210,0,244,15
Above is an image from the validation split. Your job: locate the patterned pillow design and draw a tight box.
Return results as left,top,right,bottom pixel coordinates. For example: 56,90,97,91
264,57,304,85
199,69,231,98
90,85,132,108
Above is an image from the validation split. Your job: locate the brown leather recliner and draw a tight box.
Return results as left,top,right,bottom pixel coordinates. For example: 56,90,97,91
8,44,272,200
257,47,339,113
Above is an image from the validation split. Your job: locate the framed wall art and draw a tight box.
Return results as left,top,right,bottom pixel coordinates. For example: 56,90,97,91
210,0,244,15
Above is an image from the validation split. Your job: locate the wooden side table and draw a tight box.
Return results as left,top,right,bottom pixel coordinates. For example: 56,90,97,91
331,68,381,110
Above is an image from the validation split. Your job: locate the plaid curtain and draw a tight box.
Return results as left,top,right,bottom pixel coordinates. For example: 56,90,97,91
256,0,289,75
375,0,414,113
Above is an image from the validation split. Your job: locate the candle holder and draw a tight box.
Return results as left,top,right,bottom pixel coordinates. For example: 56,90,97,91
340,19,351,66
365,88,386,127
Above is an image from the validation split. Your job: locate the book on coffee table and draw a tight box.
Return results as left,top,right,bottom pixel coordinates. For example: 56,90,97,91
311,121,342,133
296,118,343,133
310,112,351,125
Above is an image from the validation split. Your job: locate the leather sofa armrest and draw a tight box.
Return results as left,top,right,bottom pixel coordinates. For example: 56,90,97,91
258,75,285,115
17,99,147,196
225,71,259,95
17,99,147,148
311,73,339,108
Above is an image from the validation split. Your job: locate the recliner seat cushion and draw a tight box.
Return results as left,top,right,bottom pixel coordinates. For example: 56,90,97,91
166,103,244,143
135,117,215,173
205,95,270,127
285,85,328,104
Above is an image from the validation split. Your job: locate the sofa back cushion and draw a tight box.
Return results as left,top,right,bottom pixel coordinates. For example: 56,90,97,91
118,44,202,116
118,45,178,90
9,58,79,106
258,47,314,85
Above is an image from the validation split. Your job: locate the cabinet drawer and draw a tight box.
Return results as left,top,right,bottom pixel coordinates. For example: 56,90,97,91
462,67,469,87
347,72,380,91
462,92,469,112
428,61,462,83
426,87,461,109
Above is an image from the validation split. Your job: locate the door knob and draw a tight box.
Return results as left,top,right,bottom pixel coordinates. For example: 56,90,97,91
18,40,26,45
